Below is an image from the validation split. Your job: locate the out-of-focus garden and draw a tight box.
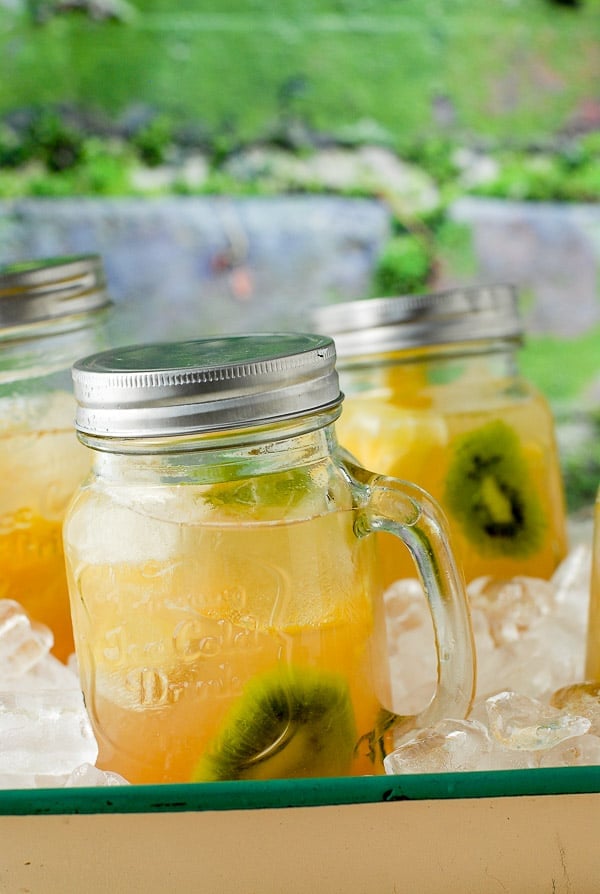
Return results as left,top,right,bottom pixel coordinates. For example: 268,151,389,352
1,0,600,508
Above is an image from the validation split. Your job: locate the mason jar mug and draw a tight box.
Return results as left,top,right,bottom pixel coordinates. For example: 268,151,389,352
314,286,568,589
0,255,112,661
63,334,475,784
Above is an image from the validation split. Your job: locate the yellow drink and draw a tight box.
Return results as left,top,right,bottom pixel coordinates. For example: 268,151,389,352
64,332,477,785
314,286,568,589
337,363,567,587
0,392,91,661
585,498,600,681
65,491,392,784
0,254,111,662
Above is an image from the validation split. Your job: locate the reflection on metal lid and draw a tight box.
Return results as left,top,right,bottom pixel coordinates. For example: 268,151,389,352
312,284,523,358
72,332,342,439
0,255,111,327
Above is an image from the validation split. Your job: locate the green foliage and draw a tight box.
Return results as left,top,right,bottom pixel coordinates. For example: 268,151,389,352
469,150,600,202
562,440,600,514
1,0,599,149
76,138,136,193
520,325,600,404
372,233,432,296
0,124,30,168
578,131,600,161
402,138,459,187
558,406,600,514
131,115,174,167
0,137,136,197
432,219,478,278
28,110,84,171
0,110,86,172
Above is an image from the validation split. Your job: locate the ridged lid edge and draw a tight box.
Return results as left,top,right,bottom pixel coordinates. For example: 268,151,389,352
313,284,523,357
0,255,111,327
72,333,342,439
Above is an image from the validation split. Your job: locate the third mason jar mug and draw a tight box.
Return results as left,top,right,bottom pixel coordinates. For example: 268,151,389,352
314,286,568,589
63,334,475,784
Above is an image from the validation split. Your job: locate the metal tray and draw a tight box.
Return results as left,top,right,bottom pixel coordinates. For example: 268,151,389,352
1,767,599,892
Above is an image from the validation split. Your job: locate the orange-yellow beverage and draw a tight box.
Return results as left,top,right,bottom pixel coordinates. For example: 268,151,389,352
585,497,600,681
65,491,393,784
338,360,567,588
0,392,91,661
0,254,111,661
64,332,477,786
314,286,569,589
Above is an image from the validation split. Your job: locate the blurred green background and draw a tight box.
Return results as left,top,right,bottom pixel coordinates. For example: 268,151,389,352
1,0,600,509
1,0,599,147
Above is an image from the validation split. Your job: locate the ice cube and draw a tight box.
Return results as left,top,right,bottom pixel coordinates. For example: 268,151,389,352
537,734,600,768
483,743,538,771
0,772,41,790
0,690,98,776
12,653,81,692
63,485,194,565
385,578,437,714
384,718,492,774
467,576,554,647
463,569,586,701
485,690,590,750
550,681,600,736
474,612,586,701
0,600,53,681
63,763,129,787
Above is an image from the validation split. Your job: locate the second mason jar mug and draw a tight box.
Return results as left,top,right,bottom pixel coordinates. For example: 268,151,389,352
314,285,568,588
0,254,111,661
63,333,475,784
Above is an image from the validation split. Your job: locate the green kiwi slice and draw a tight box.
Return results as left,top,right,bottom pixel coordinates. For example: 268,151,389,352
444,419,545,557
192,666,357,782
202,468,314,515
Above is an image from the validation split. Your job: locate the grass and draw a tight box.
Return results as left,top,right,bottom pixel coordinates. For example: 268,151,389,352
0,0,599,147
520,324,600,407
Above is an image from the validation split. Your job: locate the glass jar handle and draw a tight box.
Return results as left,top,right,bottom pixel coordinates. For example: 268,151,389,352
355,469,476,739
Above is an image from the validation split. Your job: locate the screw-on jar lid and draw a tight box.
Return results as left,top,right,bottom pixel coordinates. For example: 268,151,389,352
313,284,523,358
0,255,111,328
72,333,342,440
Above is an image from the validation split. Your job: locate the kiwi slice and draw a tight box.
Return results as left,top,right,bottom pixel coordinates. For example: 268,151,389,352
202,468,314,515
444,419,545,557
192,666,357,782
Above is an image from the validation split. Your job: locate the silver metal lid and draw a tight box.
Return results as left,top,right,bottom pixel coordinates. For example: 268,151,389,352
312,284,523,358
72,333,341,439
0,255,111,328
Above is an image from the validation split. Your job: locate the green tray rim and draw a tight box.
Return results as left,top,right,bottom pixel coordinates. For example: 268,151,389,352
1,765,600,816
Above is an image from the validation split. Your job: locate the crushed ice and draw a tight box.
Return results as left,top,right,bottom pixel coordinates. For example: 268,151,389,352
384,543,600,774
0,600,128,789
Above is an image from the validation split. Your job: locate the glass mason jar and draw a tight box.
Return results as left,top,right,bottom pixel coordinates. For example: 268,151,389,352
585,494,600,681
313,286,568,589
0,255,112,661
63,334,475,784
